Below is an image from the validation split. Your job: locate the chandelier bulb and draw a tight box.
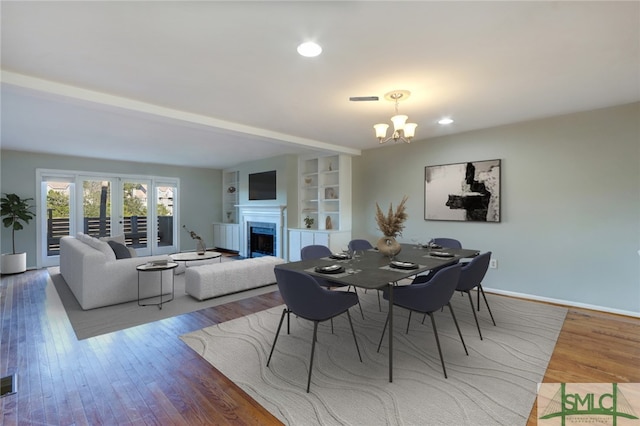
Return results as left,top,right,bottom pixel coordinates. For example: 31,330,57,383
374,123,389,141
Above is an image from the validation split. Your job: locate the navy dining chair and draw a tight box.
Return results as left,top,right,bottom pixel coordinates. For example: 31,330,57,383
457,251,496,339
348,239,373,251
432,238,462,249
301,244,332,261
267,267,362,393
376,264,468,378
301,244,364,319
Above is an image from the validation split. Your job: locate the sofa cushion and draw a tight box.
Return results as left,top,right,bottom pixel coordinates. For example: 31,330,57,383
100,234,126,245
84,236,117,262
77,232,92,245
101,234,137,257
107,240,132,259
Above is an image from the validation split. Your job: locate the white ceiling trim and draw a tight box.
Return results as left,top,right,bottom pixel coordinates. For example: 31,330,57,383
1,71,361,157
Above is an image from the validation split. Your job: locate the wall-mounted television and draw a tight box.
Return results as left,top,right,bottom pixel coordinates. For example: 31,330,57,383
249,170,277,200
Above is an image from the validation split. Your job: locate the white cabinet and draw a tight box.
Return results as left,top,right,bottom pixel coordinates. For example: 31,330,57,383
213,223,240,252
288,229,351,261
299,154,352,231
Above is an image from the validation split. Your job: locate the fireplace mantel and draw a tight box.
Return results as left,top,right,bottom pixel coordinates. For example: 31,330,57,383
237,205,287,258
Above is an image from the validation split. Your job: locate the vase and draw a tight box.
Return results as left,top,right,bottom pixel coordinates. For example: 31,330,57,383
196,239,206,255
376,236,401,259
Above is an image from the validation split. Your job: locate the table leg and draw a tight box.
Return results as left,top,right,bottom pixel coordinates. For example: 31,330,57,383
158,270,176,309
158,271,164,309
138,269,175,309
388,282,394,383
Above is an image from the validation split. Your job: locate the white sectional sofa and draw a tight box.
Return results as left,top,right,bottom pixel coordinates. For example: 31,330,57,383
60,233,173,310
185,256,285,300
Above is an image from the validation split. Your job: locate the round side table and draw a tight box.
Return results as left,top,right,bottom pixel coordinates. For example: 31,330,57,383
136,261,178,309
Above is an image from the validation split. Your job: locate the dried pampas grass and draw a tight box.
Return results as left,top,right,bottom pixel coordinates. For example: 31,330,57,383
375,195,408,237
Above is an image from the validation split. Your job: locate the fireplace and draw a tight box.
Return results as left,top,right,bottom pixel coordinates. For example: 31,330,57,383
248,222,276,257
238,205,286,259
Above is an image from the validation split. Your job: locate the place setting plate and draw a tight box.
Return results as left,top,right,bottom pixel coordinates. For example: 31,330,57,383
421,243,442,249
429,251,455,258
389,260,419,270
329,252,350,260
314,264,346,274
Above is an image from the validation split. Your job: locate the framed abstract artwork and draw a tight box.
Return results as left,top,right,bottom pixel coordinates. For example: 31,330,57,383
424,159,501,222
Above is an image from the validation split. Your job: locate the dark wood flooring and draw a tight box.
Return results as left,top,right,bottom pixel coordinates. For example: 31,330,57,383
1,269,638,425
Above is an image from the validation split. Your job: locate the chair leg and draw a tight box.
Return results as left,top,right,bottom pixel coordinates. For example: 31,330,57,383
447,302,468,356
346,310,362,362
287,310,290,334
376,313,390,352
478,285,497,326
355,289,365,320
466,291,483,340
307,321,319,393
267,308,288,367
357,298,365,319
428,312,447,379
406,311,413,334
348,286,365,319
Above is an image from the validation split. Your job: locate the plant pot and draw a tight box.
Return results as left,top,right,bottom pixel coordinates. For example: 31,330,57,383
1,252,27,274
196,240,206,255
376,236,402,259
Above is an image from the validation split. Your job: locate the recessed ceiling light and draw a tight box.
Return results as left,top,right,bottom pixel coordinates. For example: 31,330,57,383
438,118,454,125
297,41,322,57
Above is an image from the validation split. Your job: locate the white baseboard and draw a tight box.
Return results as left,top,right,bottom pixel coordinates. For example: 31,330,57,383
484,287,640,319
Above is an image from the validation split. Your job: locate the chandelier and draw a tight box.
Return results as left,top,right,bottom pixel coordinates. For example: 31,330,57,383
373,90,417,144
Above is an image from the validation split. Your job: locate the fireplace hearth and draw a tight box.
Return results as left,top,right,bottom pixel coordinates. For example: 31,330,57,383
248,221,276,257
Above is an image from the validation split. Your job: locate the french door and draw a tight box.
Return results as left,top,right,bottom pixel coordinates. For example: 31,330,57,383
37,170,179,267
80,177,156,257
38,173,76,267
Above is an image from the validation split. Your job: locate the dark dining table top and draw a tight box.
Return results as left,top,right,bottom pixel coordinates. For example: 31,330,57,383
276,243,480,290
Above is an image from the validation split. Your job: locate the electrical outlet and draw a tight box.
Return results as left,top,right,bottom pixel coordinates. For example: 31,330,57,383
489,259,497,269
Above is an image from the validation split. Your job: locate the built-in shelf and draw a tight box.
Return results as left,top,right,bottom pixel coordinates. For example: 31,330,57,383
222,170,239,224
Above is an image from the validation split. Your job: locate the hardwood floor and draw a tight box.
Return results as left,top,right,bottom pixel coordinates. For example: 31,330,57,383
1,269,638,425
526,307,640,425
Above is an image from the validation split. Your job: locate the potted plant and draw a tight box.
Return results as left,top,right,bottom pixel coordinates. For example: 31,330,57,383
375,195,408,259
1,193,36,274
304,216,314,229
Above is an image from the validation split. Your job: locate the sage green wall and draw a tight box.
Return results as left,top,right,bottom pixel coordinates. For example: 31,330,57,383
353,102,640,314
0,150,221,267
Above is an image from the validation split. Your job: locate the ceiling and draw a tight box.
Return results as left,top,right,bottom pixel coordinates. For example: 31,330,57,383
1,1,639,170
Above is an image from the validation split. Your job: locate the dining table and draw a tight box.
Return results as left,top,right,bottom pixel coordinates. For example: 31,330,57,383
276,243,481,382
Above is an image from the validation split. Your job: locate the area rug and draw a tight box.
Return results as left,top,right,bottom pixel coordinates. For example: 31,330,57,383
181,289,567,425
49,265,277,340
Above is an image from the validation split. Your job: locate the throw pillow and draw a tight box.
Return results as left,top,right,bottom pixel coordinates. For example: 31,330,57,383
87,237,117,262
107,240,132,259
100,234,126,245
